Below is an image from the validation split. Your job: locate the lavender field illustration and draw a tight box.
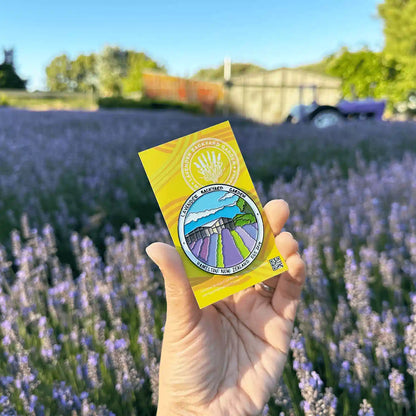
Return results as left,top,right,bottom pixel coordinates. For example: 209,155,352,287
184,190,259,268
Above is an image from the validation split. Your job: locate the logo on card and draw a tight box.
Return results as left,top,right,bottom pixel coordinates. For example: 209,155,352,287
178,184,263,275
181,138,240,190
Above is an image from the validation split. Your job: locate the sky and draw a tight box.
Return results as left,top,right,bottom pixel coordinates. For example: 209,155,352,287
1,0,384,91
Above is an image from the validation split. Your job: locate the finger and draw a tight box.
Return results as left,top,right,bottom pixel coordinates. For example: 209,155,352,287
275,232,299,259
272,253,306,322
146,242,202,331
264,199,290,237
254,232,298,295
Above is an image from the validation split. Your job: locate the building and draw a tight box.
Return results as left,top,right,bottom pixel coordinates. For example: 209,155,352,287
185,217,235,244
142,66,341,124
225,68,341,124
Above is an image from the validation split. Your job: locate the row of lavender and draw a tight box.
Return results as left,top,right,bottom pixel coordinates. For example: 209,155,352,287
0,108,415,415
190,224,257,267
0,151,415,415
1,108,416,262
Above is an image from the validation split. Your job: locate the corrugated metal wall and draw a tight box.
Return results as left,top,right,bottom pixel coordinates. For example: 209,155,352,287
226,68,341,123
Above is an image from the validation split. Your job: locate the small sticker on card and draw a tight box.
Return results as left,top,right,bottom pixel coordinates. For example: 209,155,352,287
139,121,287,308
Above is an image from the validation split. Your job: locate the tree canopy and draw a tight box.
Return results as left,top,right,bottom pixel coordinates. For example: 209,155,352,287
378,0,416,58
296,0,416,108
192,63,266,81
0,63,27,89
45,46,165,95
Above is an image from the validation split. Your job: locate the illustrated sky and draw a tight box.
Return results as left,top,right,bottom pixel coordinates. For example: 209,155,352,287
185,191,238,225
1,0,384,91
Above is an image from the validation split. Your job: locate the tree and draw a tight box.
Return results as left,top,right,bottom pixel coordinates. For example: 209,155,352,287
45,47,165,95
121,51,165,95
326,47,398,99
378,0,416,58
192,63,266,81
0,63,26,89
378,0,416,103
0,49,27,89
46,54,72,92
70,54,98,93
97,46,129,96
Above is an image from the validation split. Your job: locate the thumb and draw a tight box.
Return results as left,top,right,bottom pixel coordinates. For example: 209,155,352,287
146,242,202,331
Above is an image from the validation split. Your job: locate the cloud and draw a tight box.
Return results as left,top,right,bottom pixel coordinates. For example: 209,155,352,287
218,192,235,201
185,206,224,225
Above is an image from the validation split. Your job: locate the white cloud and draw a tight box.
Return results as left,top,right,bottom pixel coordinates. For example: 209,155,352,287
218,192,236,201
185,206,223,225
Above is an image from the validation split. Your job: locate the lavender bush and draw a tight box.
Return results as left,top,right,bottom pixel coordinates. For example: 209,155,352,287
0,108,415,415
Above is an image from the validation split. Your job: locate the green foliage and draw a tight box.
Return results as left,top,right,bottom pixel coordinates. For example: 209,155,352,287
325,48,398,100
377,0,416,105
97,96,202,113
46,54,72,92
97,46,129,96
295,0,416,109
0,93,9,106
192,62,266,81
45,47,164,96
233,213,256,227
378,0,416,58
121,52,166,95
1,91,96,110
0,63,26,89
70,54,97,93
236,197,254,215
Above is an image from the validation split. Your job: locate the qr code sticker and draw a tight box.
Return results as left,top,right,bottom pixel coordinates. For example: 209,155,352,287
269,256,284,271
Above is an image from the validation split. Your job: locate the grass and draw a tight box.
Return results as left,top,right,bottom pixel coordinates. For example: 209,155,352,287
217,233,224,267
230,229,250,258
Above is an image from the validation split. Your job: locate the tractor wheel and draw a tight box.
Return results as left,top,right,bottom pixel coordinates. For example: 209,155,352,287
309,106,344,128
285,114,295,124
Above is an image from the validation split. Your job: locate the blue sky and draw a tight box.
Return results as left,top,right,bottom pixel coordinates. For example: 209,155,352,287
1,1,384,91
188,192,238,215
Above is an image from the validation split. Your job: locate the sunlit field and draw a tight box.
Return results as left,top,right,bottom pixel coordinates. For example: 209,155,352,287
0,108,415,415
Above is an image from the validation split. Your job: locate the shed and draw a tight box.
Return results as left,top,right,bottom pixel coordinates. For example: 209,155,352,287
226,68,341,124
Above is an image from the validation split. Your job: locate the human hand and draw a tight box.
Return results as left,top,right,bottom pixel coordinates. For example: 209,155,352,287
146,199,306,416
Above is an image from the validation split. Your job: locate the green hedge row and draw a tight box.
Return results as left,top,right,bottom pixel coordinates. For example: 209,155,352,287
97,97,202,114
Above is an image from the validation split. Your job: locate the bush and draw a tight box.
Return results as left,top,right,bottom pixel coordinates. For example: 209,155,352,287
97,96,202,114
0,94,9,107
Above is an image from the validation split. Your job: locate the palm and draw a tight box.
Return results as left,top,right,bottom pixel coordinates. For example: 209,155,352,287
162,289,293,416
152,200,305,416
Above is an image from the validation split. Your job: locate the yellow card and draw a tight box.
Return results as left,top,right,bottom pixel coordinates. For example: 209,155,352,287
139,121,287,308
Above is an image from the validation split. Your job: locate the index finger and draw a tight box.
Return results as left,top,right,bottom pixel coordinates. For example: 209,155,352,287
263,199,290,237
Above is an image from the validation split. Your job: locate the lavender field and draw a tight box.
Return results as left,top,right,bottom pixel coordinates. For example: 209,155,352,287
0,108,416,415
190,224,257,267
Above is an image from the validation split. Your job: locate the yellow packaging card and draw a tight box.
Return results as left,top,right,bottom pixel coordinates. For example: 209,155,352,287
139,121,287,308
